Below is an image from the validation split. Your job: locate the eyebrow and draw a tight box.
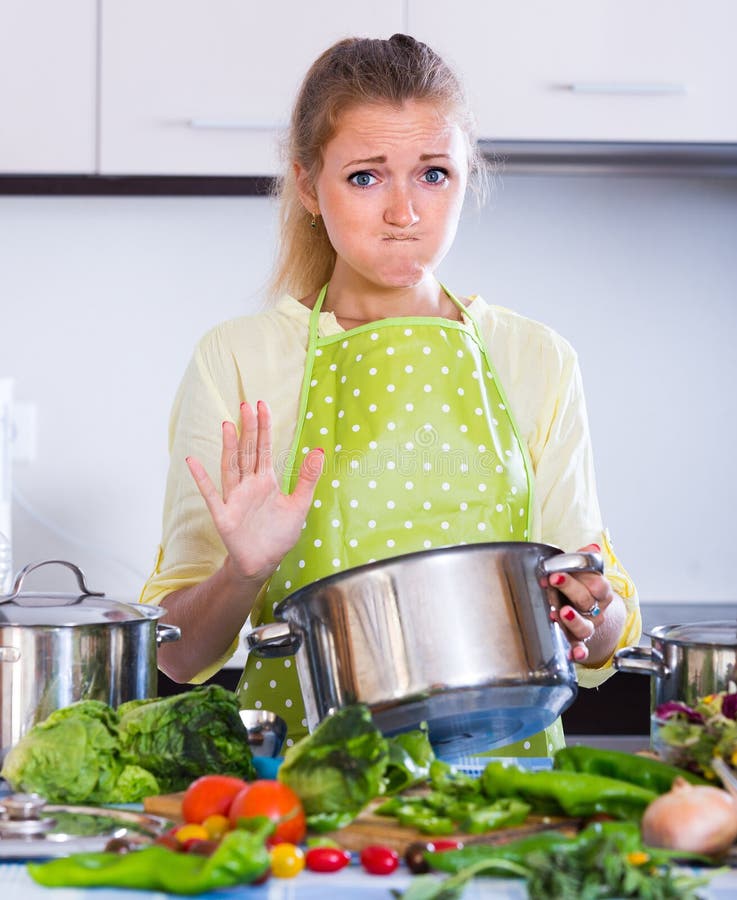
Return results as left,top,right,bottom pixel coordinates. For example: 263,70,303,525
342,153,451,170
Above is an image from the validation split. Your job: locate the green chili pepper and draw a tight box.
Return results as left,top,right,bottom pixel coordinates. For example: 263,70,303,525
481,761,656,819
28,819,272,894
553,745,709,793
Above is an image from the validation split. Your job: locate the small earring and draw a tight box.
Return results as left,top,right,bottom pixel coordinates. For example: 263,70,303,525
310,213,317,229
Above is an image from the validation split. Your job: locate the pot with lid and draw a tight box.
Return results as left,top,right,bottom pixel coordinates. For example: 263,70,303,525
0,559,180,758
247,541,603,760
613,621,737,710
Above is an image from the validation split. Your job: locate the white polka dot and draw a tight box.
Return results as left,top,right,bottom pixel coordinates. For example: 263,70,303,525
370,332,379,341
405,441,414,450
301,719,308,728
368,404,377,413
423,384,432,393
478,444,486,452
284,659,292,668
405,364,413,373
356,353,363,362
352,424,360,432
342,340,349,349
441,442,450,451
496,464,504,473
499,403,506,410
325,395,333,403
387,539,396,548
332,519,340,527
405,403,414,412
524,530,529,538
332,558,341,567
353,388,361,397
310,378,318,387
387,421,396,431
298,559,305,568
315,348,323,356
285,698,293,707
242,681,249,691
439,328,447,337
286,738,294,747
423,501,432,510
478,522,487,531
387,347,395,355
387,460,396,470
255,660,262,669
423,423,433,431
369,440,378,449
404,328,413,336
313,499,322,508
460,424,468,432
368,558,376,563
329,363,337,371
496,503,504,512
314,538,322,547
548,742,554,753
478,483,487,492
285,580,292,589
320,426,328,435
368,519,376,528
423,462,432,471
369,367,377,376
441,366,449,375
520,508,526,517
457,349,464,358
302,446,309,455
523,740,531,750
441,404,450,413
474,407,483,416
331,479,340,488
511,486,518,494
387,384,396,392
368,480,377,489
269,679,277,688
387,500,395,509
349,538,358,548
341,375,347,384
350,460,359,470
255,700,262,708
441,482,450,491
405,481,414,490
441,521,450,530
460,502,468,511
472,371,480,380
487,370,493,378
349,499,359,508
305,411,313,420
423,540,432,548
402,521,412,530
460,463,468,473
423,346,431,355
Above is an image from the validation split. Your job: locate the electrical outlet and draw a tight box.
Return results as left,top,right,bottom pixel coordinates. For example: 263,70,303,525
12,402,37,463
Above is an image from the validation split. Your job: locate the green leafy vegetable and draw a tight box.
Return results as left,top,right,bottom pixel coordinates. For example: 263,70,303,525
277,704,389,831
118,684,256,791
383,725,435,794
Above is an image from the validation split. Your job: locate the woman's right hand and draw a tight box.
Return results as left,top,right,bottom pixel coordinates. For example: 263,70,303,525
185,400,324,585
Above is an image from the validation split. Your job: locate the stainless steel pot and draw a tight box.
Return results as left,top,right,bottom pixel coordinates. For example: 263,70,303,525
0,560,180,757
247,542,602,759
613,621,737,710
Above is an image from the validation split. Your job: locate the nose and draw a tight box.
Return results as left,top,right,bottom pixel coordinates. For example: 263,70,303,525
384,185,419,228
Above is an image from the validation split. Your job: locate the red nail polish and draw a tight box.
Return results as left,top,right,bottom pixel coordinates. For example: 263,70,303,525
315,447,325,454
591,543,601,552
550,573,565,586
562,608,575,622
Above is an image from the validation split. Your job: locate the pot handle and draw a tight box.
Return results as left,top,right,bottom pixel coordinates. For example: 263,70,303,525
1,559,105,604
156,623,181,646
246,622,302,658
540,550,604,577
613,645,670,678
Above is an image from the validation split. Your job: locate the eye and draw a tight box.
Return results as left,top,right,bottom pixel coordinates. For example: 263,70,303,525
348,171,378,188
422,167,449,185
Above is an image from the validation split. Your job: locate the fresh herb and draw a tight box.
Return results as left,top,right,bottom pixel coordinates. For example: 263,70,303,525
383,725,436,794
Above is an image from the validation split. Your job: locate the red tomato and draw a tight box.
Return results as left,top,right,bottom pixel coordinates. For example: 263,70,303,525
181,775,249,824
360,845,399,875
229,780,306,846
305,846,352,873
427,839,464,852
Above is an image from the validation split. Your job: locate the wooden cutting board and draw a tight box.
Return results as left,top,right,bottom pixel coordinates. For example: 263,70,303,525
143,792,581,854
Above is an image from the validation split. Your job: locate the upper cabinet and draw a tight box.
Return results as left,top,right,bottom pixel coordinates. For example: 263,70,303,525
99,0,404,176
0,0,96,173
408,0,737,143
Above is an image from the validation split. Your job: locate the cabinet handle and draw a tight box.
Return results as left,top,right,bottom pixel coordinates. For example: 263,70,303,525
566,82,686,95
187,118,285,131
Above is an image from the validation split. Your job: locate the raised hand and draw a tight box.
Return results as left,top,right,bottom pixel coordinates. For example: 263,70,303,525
185,400,324,584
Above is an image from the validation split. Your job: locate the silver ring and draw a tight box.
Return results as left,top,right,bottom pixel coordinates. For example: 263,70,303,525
581,603,601,618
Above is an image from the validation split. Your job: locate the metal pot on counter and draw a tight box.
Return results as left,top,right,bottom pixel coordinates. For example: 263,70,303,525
0,560,180,758
247,541,603,759
614,621,737,710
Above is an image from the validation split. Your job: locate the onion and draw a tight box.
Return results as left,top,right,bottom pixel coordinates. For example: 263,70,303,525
641,776,737,856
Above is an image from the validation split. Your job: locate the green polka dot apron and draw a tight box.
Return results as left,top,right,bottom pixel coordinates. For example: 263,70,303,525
238,284,564,757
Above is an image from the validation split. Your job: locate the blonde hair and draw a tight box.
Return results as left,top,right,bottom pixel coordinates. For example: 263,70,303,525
268,34,484,301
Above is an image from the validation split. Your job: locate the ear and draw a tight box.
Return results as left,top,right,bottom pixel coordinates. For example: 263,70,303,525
294,162,318,216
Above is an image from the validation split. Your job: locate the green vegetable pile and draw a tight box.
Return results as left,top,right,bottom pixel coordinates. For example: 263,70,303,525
1,685,257,803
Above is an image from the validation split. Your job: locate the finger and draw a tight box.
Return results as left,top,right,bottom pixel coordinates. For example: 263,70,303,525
559,604,596,642
549,571,612,615
570,640,590,663
255,400,273,475
186,455,224,522
220,420,240,499
237,401,258,474
290,448,325,510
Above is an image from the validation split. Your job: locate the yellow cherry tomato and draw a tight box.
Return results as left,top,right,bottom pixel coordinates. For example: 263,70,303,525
202,814,230,840
270,842,305,878
174,823,210,843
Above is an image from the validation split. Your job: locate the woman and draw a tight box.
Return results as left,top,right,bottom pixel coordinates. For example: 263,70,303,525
141,34,640,754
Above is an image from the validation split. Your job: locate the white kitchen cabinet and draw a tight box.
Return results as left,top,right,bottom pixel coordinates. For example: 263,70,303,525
408,0,737,143
99,0,404,176
0,0,96,173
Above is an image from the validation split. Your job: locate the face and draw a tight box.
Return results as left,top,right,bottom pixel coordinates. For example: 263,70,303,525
297,100,469,292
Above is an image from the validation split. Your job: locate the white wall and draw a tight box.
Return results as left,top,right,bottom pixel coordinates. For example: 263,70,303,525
1,172,736,606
